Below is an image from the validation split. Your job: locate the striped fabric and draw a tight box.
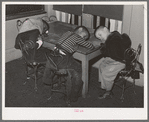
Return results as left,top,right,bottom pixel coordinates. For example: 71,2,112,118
55,11,122,33
55,11,82,26
57,31,94,53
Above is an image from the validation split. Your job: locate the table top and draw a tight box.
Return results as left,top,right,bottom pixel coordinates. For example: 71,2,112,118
43,21,102,55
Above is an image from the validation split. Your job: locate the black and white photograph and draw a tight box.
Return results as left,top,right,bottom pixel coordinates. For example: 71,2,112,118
2,1,148,120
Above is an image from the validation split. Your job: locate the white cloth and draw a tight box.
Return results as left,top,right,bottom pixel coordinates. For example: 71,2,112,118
99,57,125,91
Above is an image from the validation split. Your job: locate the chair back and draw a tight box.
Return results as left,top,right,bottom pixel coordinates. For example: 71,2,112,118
136,43,142,60
124,44,142,71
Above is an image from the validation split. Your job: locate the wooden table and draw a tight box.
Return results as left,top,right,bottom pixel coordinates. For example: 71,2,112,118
43,21,102,98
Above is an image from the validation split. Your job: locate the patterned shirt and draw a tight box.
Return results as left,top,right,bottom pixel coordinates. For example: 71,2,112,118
57,31,94,53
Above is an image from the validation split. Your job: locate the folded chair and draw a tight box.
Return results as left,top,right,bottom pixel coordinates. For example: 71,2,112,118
18,39,47,91
113,44,144,102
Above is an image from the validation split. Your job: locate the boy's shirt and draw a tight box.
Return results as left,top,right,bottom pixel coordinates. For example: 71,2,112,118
104,31,131,62
57,31,94,54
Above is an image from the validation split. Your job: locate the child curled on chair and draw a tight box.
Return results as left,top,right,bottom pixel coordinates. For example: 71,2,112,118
94,26,132,99
15,18,50,62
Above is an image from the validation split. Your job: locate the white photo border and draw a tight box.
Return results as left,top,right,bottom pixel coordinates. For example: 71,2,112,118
2,1,148,120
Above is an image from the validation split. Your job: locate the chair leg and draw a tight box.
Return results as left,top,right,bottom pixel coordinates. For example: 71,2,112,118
47,86,52,100
34,65,38,91
65,72,72,106
58,76,61,89
133,79,136,94
26,63,30,80
120,79,126,102
48,73,57,100
23,63,30,85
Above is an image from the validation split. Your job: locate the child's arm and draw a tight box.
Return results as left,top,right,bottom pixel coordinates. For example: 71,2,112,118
37,35,57,50
76,38,95,49
36,36,43,49
42,41,56,51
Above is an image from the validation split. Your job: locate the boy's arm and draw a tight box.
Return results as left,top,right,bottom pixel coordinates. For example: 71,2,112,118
42,41,56,51
76,38,95,49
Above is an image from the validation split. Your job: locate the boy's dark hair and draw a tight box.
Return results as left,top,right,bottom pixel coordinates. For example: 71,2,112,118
74,26,90,41
42,19,49,34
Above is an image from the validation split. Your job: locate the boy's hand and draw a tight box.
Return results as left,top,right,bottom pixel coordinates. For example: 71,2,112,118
36,37,43,49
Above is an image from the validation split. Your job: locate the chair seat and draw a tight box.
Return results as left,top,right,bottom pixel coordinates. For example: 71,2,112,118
26,60,46,66
55,69,68,75
119,69,131,76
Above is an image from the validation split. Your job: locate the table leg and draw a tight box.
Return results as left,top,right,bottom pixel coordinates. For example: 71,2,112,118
81,55,89,98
